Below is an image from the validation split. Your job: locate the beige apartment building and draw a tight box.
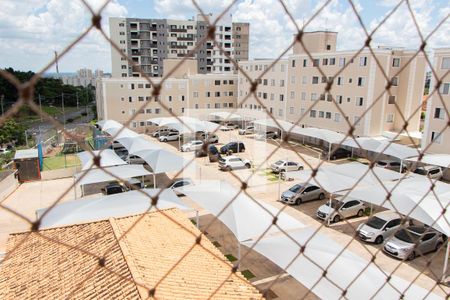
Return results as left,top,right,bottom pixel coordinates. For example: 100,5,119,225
238,31,427,138
109,14,249,78
422,48,450,154
96,59,237,132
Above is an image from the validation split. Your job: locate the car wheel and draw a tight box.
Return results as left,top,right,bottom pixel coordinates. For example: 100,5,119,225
318,193,325,200
226,166,232,172
332,155,337,160
375,236,384,244
245,163,251,169
186,148,190,152
298,166,304,170
333,215,340,223
407,251,416,261
295,198,302,205
357,209,364,217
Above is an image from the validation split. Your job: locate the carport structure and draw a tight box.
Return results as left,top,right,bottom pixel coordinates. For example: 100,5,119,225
178,180,441,299
285,162,450,281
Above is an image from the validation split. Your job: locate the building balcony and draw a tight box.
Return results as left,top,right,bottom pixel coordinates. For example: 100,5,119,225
170,44,188,49
170,28,187,33
177,36,194,41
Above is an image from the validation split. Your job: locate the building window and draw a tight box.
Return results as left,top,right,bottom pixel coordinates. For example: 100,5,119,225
337,77,343,85
302,76,307,84
312,76,319,84
339,57,345,67
310,110,316,118
290,91,295,99
278,109,283,117
270,93,274,101
441,57,450,69
334,113,341,122
292,60,296,67
313,59,319,67
356,97,364,106
146,109,152,114
311,93,317,101
215,103,220,108
337,95,343,104
357,77,365,86
281,64,285,72
359,57,367,66
354,116,361,126
303,59,307,67
193,92,199,98
388,95,396,104
280,80,285,87
318,111,324,118
280,94,284,101
434,107,444,119
291,76,295,84
392,58,400,67
289,107,294,114
263,79,268,85
155,108,160,114
138,96,144,101
330,58,336,65
441,83,449,94
386,113,394,123
206,92,211,97
301,92,306,100
121,65,127,69
391,77,399,86
431,131,442,144
270,79,275,86
215,80,220,85
326,112,331,119
323,58,328,65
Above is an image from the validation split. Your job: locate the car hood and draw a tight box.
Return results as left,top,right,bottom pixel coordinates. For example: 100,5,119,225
317,204,335,215
385,237,414,250
271,163,282,169
281,190,296,198
358,224,381,235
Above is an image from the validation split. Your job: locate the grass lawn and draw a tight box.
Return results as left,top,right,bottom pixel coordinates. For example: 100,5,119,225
259,169,280,182
43,154,80,171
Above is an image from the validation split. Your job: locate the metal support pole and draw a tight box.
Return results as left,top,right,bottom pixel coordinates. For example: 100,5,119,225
443,240,449,282
328,143,332,161
400,160,403,173
153,173,156,188
73,176,77,199
196,210,199,229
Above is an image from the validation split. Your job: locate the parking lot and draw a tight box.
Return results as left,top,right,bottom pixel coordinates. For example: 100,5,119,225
145,127,450,297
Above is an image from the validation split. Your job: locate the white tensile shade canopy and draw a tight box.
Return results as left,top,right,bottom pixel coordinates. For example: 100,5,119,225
148,116,200,126
177,180,305,242
105,126,140,139
148,116,223,134
116,136,161,154
77,149,127,171
75,164,152,186
244,228,441,300
97,120,122,131
209,111,243,121
253,118,296,132
339,176,450,236
342,137,419,160
36,189,189,229
406,153,450,169
284,162,403,193
133,148,189,174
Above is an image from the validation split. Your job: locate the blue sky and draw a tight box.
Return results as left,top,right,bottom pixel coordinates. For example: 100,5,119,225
0,0,448,73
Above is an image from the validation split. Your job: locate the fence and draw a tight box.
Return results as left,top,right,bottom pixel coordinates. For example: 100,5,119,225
0,0,449,299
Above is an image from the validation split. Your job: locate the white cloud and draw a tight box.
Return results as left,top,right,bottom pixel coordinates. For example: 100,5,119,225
0,0,127,72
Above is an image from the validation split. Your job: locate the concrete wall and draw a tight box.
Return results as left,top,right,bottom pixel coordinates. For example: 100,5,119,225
40,166,81,181
0,171,19,202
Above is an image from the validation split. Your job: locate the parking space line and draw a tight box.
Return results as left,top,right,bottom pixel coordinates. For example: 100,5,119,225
252,273,290,285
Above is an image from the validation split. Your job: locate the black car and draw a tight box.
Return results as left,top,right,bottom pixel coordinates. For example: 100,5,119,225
322,147,351,160
102,183,126,195
195,145,221,162
220,142,246,155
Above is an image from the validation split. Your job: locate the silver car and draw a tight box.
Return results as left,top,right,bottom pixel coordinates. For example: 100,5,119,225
280,183,325,205
316,197,366,223
271,160,304,173
357,211,402,244
383,226,445,260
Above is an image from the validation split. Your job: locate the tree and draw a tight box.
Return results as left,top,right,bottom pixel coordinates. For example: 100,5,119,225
0,119,26,146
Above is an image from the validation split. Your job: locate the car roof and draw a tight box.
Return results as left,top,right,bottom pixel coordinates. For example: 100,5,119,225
334,195,361,203
373,210,402,221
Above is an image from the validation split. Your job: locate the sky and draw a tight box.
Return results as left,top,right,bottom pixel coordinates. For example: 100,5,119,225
0,0,448,73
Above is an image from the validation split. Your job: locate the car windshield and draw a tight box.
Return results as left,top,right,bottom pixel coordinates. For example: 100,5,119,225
274,160,284,165
377,161,387,166
289,184,303,193
326,200,343,209
414,168,427,175
365,216,387,230
394,229,421,243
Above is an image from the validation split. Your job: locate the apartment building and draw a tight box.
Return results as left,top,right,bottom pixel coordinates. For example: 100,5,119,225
422,48,450,154
109,14,249,78
238,31,427,138
97,59,237,131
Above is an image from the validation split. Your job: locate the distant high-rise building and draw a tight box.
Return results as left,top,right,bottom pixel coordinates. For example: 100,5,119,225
62,68,105,87
109,14,249,78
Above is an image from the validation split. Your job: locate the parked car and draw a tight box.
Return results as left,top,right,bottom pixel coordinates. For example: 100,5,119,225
218,156,252,171
413,166,443,180
198,133,219,144
376,160,405,173
220,142,245,155
316,197,366,223
159,132,180,142
271,160,304,173
112,141,124,149
181,140,204,152
169,178,194,196
280,183,325,205
125,178,145,190
383,226,445,260
238,126,255,135
357,211,403,244
255,131,279,140
196,145,221,162
115,148,129,161
321,147,351,160
127,154,146,164
102,183,126,195
152,128,178,138
221,123,239,131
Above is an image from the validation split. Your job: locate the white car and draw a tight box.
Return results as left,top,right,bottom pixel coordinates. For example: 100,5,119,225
221,123,239,131
413,166,443,180
357,211,402,244
271,160,303,173
255,131,279,140
170,178,194,196
198,133,219,144
181,140,204,152
238,126,255,135
159,132,180,142
218,156,252,171
316,196,366,223
152,128,178,137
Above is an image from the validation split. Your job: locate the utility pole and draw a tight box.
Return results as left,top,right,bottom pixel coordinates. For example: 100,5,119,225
1,94,4,116
38,94,43,121
61,92,65,128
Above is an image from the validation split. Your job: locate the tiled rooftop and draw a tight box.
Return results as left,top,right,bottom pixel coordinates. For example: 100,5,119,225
0,208,262,299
